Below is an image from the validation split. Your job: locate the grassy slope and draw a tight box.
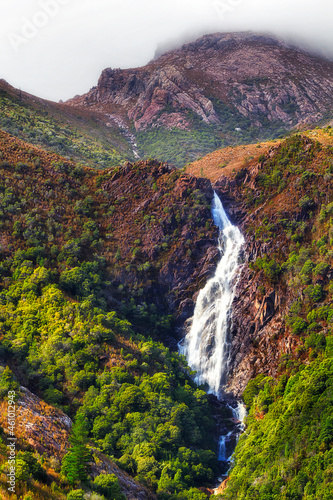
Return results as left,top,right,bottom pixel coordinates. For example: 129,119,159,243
185,140,280,182
136,103,288,169
0,80,134,168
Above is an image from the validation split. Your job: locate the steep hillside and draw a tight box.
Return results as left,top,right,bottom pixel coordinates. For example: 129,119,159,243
0,79,135,168
0,130,226,500
68,32,333,166
195,127,333,499
3,114,333,499
0,129,218,326
0,383,155,500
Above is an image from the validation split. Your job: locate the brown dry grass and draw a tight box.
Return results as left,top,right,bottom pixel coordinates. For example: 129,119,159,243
185,140,280,182
304,128,333,146
0,389,71,461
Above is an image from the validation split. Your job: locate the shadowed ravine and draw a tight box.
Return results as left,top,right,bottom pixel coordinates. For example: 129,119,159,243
179,192,247,472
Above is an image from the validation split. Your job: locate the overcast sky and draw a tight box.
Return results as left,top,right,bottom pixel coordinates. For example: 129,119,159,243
0,0,332,102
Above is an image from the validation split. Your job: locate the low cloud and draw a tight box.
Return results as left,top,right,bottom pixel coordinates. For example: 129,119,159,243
0,0,332,101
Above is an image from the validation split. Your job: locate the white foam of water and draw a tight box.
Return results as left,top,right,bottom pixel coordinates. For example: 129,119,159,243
180,192,245,397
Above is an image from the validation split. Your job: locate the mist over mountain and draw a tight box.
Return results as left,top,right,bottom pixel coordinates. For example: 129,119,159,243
2,0,333,101
2,31,333,169
2,11,333,498
66,32,333,166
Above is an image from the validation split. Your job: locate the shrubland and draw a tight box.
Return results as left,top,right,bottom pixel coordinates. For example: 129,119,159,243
0,130,218,499
216,128,333,499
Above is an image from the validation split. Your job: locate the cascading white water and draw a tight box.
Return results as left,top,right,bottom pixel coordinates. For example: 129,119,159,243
180,192,246,474
217,401,247,465
180,192,245,397
234,401,247,431
218,430,233,462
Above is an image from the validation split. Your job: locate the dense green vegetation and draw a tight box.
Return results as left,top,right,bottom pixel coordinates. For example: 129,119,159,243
218,130,333,499
219,357,333,499
137,102,288,168
137,126,222,169
0,86,133,168
0,257,217,498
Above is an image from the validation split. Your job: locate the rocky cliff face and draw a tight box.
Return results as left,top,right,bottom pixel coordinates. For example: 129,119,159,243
96,159,219,328
68,32,333,133
211,131,333,396
213,173,290,396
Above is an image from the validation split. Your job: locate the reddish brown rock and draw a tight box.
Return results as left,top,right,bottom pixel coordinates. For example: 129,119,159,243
67,32,333,134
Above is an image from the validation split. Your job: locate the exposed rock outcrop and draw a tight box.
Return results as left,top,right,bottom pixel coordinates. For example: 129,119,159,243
0,385,155,499
213,141,306,395
67,32,333,133
0,386,72,459
99,159,219,322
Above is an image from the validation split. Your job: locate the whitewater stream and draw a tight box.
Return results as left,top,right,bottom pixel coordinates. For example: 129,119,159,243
179,191,246,467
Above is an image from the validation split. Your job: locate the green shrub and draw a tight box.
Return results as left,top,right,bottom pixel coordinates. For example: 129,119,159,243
16,451,47,483
0,366,20,398
305,333,326,352
243,374,267,407
304,284,324,303
251,255,281,283
93,474,125,500
300,259,315,278
313,262,329,277
291,317,308,335
67,490,85,500
299,195,315,210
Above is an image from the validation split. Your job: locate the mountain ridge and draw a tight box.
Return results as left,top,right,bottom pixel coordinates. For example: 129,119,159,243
65,31,333,165
3,32,333,169
67,31,333,130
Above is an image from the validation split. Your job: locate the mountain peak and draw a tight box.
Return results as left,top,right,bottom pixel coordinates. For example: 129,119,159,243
67,31,333,139
179,30,289,50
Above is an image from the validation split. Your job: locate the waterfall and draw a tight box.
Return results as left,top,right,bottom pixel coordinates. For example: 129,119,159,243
180,192,245,397
217,401,247,465
180,191,246,475
234,401,247,430
218,430,233,462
